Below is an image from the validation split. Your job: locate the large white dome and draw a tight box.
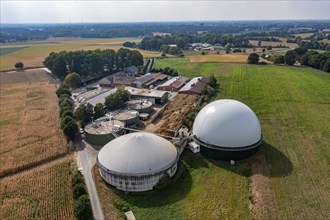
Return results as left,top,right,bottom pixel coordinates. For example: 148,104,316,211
98,132,178,174
193,99,262,149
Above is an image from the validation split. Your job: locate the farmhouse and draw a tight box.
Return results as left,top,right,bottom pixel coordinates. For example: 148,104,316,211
133,73,168,88
179,76,208,95
158,76,190,91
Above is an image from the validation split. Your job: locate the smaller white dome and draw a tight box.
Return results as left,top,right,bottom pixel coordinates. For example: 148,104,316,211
98,132,178,174
193,99,262,149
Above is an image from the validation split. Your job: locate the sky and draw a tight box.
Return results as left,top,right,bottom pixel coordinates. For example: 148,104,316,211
1,0,329,24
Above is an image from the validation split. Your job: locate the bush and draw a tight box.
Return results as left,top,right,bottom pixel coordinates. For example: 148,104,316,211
61,110,74,119
61,115,75,129
273,55,285,64
113,200,131,212
232,49,242,53
60,105,72,116
208,74,217,87
56,83,71,97
60,99,72,109
73,195,93,220
63,120,78,140
72,171,84,186
73,183,87,200
64,72,82,89
105,89,130,110
247,53,260,64
15,61,24,69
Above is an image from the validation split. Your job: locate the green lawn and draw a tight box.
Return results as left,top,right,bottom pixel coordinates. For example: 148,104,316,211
97,59,330,219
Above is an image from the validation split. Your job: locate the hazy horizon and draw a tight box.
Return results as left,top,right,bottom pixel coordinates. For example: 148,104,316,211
1,1,329,24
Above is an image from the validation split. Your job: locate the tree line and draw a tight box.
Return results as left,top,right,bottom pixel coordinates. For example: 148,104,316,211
2,20,329,43
43,48,143,79
247,48,330,73
123,33,252,56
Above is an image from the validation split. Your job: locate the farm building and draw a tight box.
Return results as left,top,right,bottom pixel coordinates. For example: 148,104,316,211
84,117,124,147
133,73,168,89
99,73,135,88
192,99,262,160
85,88,117,106
179,77,208,95
99,76,114,88
97,132,179,192
126,86,169,105
123,66,139,76
158,76,190,91
133,74,154,88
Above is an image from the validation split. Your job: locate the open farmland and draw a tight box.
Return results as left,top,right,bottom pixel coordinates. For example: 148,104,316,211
0,157,75,220
249,40,297,48
189,54,249,63
0,70,67,177
0,46,29,56
96,59,330,219
0,38,163,71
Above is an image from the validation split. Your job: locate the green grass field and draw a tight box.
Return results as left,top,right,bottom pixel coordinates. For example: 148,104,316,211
0,46,29,56
97,58,330,219
0,38,163,71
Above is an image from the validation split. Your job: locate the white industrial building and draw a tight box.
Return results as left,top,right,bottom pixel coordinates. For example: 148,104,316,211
97,132,179,192
192,99,262,160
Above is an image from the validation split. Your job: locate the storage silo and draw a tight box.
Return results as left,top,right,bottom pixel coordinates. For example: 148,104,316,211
97,132,179,192
192,99,262,160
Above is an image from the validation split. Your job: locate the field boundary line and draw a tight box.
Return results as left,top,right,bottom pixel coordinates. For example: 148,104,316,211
0,152,70,179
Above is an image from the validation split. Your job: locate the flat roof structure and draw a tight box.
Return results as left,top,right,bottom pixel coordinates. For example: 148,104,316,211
179,77,208,95
125,86,168,99
85,88,117,106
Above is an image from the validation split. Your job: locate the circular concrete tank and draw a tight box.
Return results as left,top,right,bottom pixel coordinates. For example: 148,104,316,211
84,118,124,148
127,100,153,114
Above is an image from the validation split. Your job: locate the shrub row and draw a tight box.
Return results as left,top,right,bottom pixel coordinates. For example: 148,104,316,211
72,171,93,220
56,83,78,140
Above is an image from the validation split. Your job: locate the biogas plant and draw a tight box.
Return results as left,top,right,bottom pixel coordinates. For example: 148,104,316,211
95,99,262,192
